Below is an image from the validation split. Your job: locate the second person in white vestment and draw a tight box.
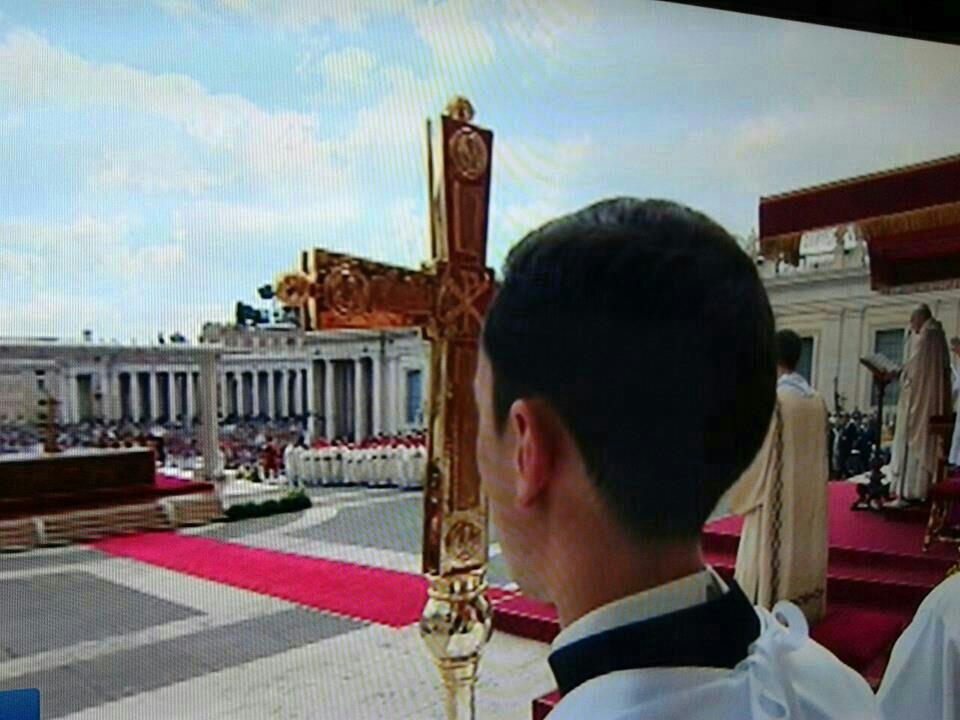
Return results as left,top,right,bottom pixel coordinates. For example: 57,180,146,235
474,198,878,720
877,572,960,720
730,329,830,624
948,337,960,466
888,306,952,505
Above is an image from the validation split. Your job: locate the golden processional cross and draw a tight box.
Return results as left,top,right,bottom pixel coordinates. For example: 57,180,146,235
276,97,495,720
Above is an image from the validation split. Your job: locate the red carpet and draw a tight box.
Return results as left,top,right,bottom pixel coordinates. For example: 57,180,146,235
92,533,430,627
92,532,515,628
154,473,215,493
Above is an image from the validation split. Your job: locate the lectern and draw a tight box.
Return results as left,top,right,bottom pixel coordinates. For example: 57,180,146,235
854,353,900,510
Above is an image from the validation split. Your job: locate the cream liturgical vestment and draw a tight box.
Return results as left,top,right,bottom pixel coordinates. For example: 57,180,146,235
730,373,829,624
889,318,952,501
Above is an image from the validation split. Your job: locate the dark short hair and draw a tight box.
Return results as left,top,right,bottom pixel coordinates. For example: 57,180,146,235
481,198,776,540
776,330,803,371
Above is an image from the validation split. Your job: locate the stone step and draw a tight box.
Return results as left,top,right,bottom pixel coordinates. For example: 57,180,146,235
41,504,171,545
161,493,225,527
0,518,39,552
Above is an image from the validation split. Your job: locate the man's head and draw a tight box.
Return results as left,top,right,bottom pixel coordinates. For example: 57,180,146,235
776,330,803,375
475,198,776,601
911,304,933,332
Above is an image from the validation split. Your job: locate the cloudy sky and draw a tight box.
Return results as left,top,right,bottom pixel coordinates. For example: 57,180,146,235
2,1,958,343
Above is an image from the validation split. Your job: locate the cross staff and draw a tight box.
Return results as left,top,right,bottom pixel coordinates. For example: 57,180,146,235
276,97,495,720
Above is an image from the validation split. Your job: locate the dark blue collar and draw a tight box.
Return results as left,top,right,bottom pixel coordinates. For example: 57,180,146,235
547,581,760,697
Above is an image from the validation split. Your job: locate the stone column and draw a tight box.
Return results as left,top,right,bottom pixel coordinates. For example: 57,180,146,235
306,363,316,441
278,368,289,418
149,372,160,421
393,357,404,433
324,361,335,440
268,368,277,419
131,372,142,424
68,373,80,424
372,355,383,436
111,369,122,421
354,358,367,441
252,370,261,418
185,370,195,429
197,352,223,484
166,371,175,423
385,357,397,435
219,370,228,418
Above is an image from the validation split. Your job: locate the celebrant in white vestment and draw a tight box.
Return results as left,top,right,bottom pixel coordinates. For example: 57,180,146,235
730,329,829,624
877,572,960,720
888,306,952,505
475,198,877,720
948,337,960,466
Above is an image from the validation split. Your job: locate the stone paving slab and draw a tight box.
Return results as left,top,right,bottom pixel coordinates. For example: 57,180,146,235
0,571,201,657
0,547,101,573
1,608,364,719
52,624,553,720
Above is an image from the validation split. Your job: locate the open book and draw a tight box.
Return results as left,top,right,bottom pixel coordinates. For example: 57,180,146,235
860,353,901,380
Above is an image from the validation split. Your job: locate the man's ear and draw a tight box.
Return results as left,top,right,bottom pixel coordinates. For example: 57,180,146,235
510,399,556,507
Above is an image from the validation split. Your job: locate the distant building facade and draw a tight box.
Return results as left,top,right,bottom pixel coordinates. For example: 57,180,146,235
756,226,960,418
0,325,430,441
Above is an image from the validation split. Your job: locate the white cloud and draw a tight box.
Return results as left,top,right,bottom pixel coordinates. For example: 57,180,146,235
303,46,378,97
502,0,597,54
173,198,359,248
406,0,496,71
156,0,413,33
89,154,224,197
1,214,185,285
0,30,340,194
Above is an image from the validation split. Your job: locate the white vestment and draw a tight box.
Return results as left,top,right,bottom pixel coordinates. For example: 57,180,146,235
877,573,960,720
730,373,830,624
371,447,384,486
317,448,331,485
949,365,960,465
331,450,344,484
283,444,297,484
411,446,427,488
550,606,878,720
299,450,313,485
398,446,414,488
889,319,952,501
386,448,403,486
549,570,877,720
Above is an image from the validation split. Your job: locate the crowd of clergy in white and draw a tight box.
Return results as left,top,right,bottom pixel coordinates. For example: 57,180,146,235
278,433,427,489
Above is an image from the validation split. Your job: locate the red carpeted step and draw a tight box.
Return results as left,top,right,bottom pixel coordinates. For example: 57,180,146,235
533,691,560,720
703,551,941,615
808,604,908,675
492,594,559,644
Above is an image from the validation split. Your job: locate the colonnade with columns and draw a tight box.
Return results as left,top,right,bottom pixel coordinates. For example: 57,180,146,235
44,348,427,443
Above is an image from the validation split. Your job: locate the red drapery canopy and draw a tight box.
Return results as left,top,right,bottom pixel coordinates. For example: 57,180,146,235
758,154,960,293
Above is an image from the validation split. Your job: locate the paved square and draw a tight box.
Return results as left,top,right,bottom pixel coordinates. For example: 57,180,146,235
1,571,201,656
0,487,553,719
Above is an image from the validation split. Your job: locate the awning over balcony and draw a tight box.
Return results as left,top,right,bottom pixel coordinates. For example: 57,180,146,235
759,154,960,293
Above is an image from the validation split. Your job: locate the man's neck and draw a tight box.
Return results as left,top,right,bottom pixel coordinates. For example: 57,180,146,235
550,529,705,628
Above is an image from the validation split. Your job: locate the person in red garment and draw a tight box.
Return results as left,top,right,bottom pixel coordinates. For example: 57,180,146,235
473,198,877,719
260,436,279,482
